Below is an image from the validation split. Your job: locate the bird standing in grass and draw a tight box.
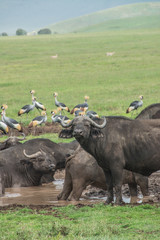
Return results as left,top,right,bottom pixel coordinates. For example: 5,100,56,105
29,111,47,127
18,97,36,116
70,96,89,114
126,95,143,114
30,90,46,113
51,110,70,124
1,105,22,131
53,92,70,113
0,114,9,134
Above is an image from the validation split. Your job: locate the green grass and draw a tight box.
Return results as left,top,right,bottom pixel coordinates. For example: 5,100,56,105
0,29,160,127
0,204,160,239
79,15,160,32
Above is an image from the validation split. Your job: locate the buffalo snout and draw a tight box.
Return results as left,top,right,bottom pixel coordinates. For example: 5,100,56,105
73,129,83,137
49,163,56,170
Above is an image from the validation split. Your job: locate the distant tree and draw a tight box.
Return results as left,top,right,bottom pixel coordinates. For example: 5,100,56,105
38,28,52,35
1,32,8,36
16,28,27,36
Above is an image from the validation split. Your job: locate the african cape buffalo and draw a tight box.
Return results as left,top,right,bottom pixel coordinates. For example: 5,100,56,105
58,146,149,203
41,140,79,183
0,138,79,184
59,116,160,205
136,103,160,119
0,134,25,151
0,149,55,196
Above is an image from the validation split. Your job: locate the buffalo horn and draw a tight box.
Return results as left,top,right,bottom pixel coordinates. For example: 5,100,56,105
4,133,26,143
17,133,26,141
23,149,42,158
61,117,73,128
85,116,107,128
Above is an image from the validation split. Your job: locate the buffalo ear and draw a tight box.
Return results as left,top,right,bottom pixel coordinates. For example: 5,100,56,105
91,128,104,138
59,129,73,139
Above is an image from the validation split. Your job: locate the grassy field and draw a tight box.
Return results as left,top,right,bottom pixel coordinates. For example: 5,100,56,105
0,28,160,239
0,204,160,240
0,29,160,126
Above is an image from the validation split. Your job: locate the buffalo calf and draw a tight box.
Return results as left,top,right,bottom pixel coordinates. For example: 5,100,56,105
57,147,149,203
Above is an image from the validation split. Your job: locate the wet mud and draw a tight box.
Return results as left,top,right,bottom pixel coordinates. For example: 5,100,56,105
0,171,160,209
0,178,103,207
0,122,61,137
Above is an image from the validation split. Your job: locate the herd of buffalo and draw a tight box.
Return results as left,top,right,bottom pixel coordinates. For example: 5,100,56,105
1,103,160,205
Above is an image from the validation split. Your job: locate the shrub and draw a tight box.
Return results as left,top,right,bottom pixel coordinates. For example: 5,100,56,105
38,28,52,35
1,32,8,36
16,28,27,36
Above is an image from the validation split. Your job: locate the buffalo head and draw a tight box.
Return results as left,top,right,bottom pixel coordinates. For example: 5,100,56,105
59,116,106,143
21,149,56,173
0,133,26,151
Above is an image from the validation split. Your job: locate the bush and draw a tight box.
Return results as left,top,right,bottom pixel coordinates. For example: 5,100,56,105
38,28,52,35
16,28,27,36
1,32,8,36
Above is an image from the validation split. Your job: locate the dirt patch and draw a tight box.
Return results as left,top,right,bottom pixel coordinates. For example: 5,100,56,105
0,122,62,137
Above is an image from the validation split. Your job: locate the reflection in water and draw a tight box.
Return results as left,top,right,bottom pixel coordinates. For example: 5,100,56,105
0,179,143,207
4,193,21,198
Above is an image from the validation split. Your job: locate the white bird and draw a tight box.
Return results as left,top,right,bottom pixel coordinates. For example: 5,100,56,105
53,92,70,112
1,105,22,131
51,110,70,124
0,116,9,134
86,110,99,119
30,90,46,113
18,97,36,116
29,111,47,127
70,96,89,114
126,95,143,114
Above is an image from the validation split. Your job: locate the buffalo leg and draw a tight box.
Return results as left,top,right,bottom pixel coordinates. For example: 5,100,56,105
134,173,149,197
111,167,124,205
0,174,5,196
103,170,114,204
128,183,137,203
57,171,72,200
134,173,150,202
68,179,86,201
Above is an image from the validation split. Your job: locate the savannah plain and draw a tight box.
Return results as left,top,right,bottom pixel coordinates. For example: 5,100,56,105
0,29,160,239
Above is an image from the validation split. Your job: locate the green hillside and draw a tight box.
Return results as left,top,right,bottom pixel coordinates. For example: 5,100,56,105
78,15,160,32
44,2,160,33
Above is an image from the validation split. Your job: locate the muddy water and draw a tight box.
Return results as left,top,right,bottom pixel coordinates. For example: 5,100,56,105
0,179,109,207
0,178,136,207
2,170,160,207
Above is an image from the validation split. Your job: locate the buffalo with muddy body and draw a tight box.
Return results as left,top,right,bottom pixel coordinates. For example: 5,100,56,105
0,149,55,196
58,146,149,203
0,138,78,195
60,116,160,204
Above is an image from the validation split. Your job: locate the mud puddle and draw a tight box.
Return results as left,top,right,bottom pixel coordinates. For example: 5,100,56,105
0,171,159,207
0,179,140,207
0,179,104,207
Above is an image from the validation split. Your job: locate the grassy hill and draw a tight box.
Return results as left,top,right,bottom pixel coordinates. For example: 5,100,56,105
44,2,160,33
